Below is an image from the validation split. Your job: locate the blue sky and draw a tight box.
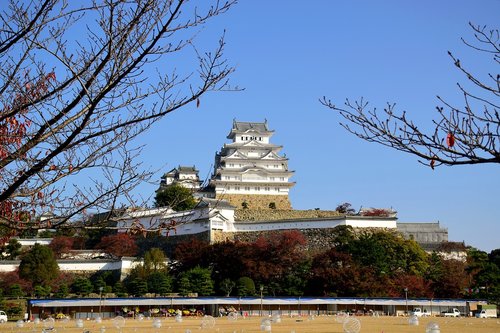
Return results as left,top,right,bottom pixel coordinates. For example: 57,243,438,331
134,1,499,252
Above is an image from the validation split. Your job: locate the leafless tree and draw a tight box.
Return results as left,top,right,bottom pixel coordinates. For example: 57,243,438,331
0,0,237,237
321,23,499,169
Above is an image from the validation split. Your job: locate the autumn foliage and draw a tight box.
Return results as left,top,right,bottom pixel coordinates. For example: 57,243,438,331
96,233,138,257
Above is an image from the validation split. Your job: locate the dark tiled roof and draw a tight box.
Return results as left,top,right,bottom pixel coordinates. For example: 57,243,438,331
233,120,269,132
178,165,198,172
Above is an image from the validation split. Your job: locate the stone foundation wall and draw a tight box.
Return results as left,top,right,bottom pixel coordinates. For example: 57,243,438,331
229,228,342,252
228,227,401,253
234,209,341,221
217,194,292,210
211,229,235,243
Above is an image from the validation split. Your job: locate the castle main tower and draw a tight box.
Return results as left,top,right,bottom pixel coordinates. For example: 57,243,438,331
210,120,295,210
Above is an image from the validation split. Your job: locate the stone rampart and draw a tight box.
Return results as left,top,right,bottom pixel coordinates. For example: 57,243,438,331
218,194,292,210
234,209,341,221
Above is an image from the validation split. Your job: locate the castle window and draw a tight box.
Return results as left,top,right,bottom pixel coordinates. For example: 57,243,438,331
244,186,250,191
270,177,275,181
275,187,279,191
225,176,230,180
280,177,285,181
235,186,240,191
229,163,234,167
265,187,270,191
255,186,260,191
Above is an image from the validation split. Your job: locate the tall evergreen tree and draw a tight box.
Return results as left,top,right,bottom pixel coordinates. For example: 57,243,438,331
19,243,59,286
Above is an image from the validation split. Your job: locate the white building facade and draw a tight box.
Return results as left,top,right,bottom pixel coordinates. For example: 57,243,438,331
209,120,295,209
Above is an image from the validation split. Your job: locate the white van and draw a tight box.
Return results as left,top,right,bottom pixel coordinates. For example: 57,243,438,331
475,309,497,318
0,311,8,323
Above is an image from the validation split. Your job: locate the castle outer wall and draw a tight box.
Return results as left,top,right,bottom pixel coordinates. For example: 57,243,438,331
216,193,292,210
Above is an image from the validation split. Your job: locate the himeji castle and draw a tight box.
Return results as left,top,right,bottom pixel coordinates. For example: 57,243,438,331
113,119,452,253
208,120,295,210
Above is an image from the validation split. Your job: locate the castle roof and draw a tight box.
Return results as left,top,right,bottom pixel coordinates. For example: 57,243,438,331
162,165,198,177
227,120,274,138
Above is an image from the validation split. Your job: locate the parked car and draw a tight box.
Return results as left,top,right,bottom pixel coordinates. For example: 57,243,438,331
441,308,460,317
0,311,8,323
411,308,430,317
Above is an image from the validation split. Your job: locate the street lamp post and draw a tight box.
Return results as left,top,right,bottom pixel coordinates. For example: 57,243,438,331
404,288,408,315
99,286,103,318
260,285,264,317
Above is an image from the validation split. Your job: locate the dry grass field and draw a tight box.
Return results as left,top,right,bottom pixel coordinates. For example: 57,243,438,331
1,315,499,333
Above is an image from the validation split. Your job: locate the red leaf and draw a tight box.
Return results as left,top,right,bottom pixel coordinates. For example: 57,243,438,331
446,132,455,148
430,158,435,170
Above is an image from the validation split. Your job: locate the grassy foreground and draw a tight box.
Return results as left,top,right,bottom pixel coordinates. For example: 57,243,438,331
1,315,499,333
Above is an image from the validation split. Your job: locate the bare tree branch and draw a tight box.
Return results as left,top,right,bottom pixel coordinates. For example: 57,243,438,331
0,0,238,235
321,22,500,169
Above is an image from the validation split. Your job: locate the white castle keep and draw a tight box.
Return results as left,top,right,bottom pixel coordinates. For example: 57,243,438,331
208,120,295,209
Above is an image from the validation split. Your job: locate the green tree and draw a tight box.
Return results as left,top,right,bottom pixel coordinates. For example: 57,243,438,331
236,277,256,296
34,285,51,298
9,284,24,298
489,248,500,268
93,276,107,294
71,277,93,296
54,283,69,298
467,248,500,302
177,274,192,296
144,248,168,275
19,244,59,286
348,230,428,277
127,278,148,297
176,266,214,296
155,184,197,211
280,259,311,296
5,238,22,260
113,281,127,297
147,272,172,296
186,266,214,296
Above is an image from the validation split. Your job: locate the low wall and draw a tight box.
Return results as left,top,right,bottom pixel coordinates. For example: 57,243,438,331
0,257,141,280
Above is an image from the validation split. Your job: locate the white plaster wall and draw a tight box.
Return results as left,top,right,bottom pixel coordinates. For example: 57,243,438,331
0,262,18,272
59,261,122,271
15,238,52,246
232,219,345,232
231,217,397,233
0,258,143,274
345,218,397,229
